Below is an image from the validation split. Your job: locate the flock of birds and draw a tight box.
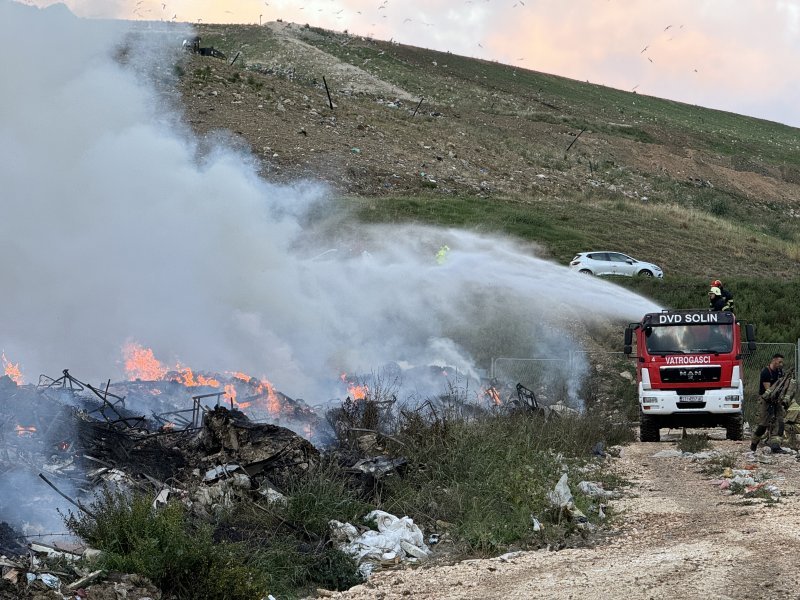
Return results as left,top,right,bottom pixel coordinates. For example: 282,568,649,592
127,0,701,92
633,22,701,92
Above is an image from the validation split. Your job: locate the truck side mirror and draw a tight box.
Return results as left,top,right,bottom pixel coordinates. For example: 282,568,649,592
745,323,756,352
624,327,633,355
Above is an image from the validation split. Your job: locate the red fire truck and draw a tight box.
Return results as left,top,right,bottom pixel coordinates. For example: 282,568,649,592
624,310,756,442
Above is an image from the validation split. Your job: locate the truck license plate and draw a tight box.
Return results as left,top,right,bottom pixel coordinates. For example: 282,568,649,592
679,395,704,403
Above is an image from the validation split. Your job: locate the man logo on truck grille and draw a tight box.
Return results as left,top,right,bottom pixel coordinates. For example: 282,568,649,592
680,369,703,380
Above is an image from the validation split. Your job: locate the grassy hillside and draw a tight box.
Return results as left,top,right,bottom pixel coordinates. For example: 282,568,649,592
169,21,800,340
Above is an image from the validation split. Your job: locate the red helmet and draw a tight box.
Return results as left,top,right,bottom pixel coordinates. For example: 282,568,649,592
711,279,722,288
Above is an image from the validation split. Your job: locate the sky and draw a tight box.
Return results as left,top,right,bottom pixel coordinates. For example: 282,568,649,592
20,0,800,128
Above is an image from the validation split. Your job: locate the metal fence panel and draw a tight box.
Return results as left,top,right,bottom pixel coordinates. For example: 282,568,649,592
492,342,797,420
491,357,568,406
741,342,797,424
491,352,628,410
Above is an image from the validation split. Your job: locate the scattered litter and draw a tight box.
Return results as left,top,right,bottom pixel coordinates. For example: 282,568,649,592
203,463,245,483
26,573,60,590
547,473,588,525
346,456,407,478
652,449,683,458
498,551,525,562
65,570,104,592
591,442,606,457
578,481,613,499
258,482,289,506
153,487,171,508
731,474,756,487
29,542,81,562
690,451,719,460
330,510,430,576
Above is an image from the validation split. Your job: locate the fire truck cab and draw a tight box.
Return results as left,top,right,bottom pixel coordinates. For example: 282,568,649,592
624,309,756,442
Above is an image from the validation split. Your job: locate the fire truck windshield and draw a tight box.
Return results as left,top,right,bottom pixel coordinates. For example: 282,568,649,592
644,323,734,355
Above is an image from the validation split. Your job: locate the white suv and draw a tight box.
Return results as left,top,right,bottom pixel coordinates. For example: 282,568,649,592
569,251,663,278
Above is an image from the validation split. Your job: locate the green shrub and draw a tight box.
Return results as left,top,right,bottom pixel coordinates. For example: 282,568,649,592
64,489,270,599
381,411,632,553
64,479,365,600
676,433,710,453
246,74,264,90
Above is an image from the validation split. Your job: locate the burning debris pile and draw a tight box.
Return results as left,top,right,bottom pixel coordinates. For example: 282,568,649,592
0,362,325,596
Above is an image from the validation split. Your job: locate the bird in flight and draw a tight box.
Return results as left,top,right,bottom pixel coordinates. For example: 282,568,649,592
664,24,672,31
640,45,648,53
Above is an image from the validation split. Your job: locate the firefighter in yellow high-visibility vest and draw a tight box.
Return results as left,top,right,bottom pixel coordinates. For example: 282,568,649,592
436,244,450,265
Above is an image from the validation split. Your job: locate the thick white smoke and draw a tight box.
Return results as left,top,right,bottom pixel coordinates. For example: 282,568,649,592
1,2,660,407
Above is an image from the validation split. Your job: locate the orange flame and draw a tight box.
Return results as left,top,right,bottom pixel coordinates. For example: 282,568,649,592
172,366,220,388
255,378,281,415
341,373,368,400
484,386,502,406
123,342,167,381
119,346,292,418
224,383,237,403
15,425,36,437
2,352,23,385
348,383,368,400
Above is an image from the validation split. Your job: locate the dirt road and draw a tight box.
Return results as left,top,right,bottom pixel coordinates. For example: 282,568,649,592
323,434,800,600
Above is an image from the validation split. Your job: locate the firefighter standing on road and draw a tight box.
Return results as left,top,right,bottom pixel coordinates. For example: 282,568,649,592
750,353,786,452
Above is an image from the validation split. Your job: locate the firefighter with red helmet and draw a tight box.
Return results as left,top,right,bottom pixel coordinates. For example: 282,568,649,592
708,286,733,312
709,279,734,312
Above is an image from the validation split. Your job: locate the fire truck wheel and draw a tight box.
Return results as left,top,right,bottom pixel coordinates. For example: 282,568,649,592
639,414,660,442
725,414,744,440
